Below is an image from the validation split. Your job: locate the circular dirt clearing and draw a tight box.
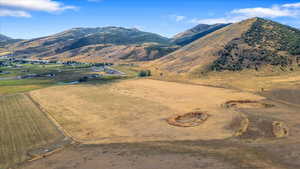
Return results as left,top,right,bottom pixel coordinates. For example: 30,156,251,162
224,100,275,109
167,112,208,127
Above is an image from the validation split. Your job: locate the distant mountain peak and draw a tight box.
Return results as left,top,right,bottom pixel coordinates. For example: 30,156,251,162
172,23,230,46
0,34,22,47
0,34,12,42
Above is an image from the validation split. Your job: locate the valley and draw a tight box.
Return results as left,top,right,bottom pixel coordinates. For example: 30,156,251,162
0,16,300,169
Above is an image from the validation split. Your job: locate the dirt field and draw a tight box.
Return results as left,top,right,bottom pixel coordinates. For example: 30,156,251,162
0,94,64,169
20,87,300,169
29,79,263,144
14,77,300,169
263,87,300,106
19,142,242,169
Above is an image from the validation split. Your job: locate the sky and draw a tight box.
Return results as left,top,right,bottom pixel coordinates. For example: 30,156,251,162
1,0,300,39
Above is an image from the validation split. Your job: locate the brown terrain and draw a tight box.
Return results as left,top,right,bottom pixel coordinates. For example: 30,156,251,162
29,79,263,143
6,27,178,63
44,43,179,63
151,17,300,75
19,76,300,169
151,18,256,74
1,17,299,169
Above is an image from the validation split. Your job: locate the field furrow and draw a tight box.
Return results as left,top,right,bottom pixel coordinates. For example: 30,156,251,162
0,94,64,169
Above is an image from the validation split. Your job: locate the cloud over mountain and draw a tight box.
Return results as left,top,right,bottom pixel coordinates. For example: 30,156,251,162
0,0,76,18
189,2,300,25
0,9,31,18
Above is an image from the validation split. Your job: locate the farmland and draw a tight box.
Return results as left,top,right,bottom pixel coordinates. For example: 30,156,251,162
22,76,300,169
1,65,300,169
1,58,300,169
0,59,138,168
0,94,64,169
29,79,264,144
1,12,300,169
0,59,135,95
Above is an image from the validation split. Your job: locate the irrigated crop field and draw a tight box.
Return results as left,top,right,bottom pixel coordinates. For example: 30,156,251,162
30,79,264,144
0,94,64,169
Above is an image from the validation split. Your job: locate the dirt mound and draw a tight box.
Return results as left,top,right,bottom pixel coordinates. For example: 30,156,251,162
272,121,289,138
235,117,290,139
167,112,209,127
226,114,249,137
224,100,274,109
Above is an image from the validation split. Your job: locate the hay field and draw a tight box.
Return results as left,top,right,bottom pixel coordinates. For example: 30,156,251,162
0,94,63,169
30,79,264,144
189,67,300,92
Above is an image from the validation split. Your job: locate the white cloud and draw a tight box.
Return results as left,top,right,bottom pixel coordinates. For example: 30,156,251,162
169,15,186,22
231,6,296,18
0,0,76,12
0,9,31,18
188,2,300,25
175,15,186,22
133,25,145,31
189,16,245,25
282,2,300,8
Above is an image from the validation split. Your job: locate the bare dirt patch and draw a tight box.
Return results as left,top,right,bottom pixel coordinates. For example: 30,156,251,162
226,114,249,137
21,143,242,169
167,111,209,127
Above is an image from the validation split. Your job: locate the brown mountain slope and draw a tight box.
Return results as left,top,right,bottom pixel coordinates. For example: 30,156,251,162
152,18,255,73
41,43,179,63
152,17,300,75
8,27,178,62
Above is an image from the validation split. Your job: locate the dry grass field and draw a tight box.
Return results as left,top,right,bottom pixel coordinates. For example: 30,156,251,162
147,66,300,93
191,68,300,92
15,72,300,169
0,94,64,169
22,76,300,169
30,79,264,144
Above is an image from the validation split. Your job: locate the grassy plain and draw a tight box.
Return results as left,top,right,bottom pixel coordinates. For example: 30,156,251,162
0,79,53,95
1,60,300,169
147,65,300,92
30,79,263,144
0,62,133,169
24,75,300,169
190,67,300,92
0,63,131,95
0,94,64,169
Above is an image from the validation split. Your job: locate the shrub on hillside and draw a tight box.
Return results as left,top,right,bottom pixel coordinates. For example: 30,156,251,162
79,76,88,82
138,70,151,77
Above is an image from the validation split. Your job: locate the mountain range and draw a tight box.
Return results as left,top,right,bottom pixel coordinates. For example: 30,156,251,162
5,27,179,62
2,17,300,74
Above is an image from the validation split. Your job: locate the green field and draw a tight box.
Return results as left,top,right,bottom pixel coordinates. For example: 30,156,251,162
0,62,135,168
0,94,64,169
0,62,134,95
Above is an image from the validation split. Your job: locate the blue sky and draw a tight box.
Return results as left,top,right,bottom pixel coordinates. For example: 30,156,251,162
1,0,300,39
